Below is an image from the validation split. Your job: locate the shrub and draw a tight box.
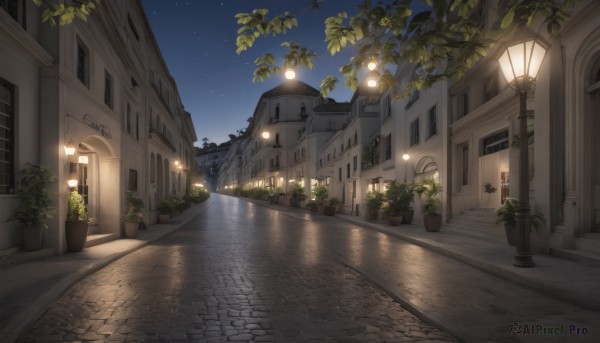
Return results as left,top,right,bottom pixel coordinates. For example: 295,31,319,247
312,185,328,204
365,191,384,210
125,192,144,223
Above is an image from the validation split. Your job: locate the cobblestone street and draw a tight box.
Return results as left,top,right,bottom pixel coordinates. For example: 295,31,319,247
18,196,457,342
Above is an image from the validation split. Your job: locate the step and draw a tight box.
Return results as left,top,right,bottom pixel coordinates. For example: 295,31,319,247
444,222,505,237
550,248,600,268
575,234,600,255
0,247,54,269
452,216,497,225
449,217,498,228
444,225,506,244
462,209,498,218
84,233,116,248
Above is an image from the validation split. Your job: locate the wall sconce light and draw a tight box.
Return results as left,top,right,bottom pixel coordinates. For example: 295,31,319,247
261,131,270,139
64,140,76,156
67,179,79,189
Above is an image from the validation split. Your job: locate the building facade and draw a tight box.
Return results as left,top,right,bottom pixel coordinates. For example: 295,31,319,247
0,0,197,253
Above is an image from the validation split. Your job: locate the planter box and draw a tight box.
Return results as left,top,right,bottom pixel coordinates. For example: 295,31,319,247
124,222,139,238
387,216,403,226
423,214,442,232
22,225,44,251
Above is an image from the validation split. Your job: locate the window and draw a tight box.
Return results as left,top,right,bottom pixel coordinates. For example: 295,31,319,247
353,155,357,171
354,131,358,144
482,130,509,156
126,103,132,134
462,145,469,186
128,169,138,191
127,14,139,40
319,158,322,167
338,167,342,181
384,95,391,118
275,133,280,145
104,71,112,108
346,163,350,178
428,105,437,138
0,78,15,194
327,153,330,161
135,113,139,141
384,134,392,160
77,40,89,86
458,92,469,117
484,70,499,102
301,103,306,116
1,0,25,28
275,103,280,119
410,119,420,146
301,147,305,158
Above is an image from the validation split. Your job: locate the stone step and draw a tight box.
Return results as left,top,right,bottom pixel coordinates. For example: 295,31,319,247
84,233,116,248
450,216,497,226
575,234,600,255
444,223,506,244
550,248,600,268
462,210,498,219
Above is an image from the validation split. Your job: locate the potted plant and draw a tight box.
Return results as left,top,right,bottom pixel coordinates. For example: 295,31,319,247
312,185,328,214
384,181,414,226
124,191,144,238
290,183,306,207
157,197,176,223
9,163,55,251
417,179,443,232
365,191,384,220
496,198,545,246
324,197,340,216
65,190,89,252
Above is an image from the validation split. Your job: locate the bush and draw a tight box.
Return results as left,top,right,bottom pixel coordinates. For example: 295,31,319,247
185,187,210,204
365,191,384,210
290,183,306,207
312,185,328,205
125,191,144,223
385,182,416,216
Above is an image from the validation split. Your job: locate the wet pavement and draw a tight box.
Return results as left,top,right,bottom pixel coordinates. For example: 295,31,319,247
17,196,456,342
15,194,600,342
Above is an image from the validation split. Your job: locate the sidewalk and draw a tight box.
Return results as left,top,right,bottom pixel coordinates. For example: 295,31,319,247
0,202,207,343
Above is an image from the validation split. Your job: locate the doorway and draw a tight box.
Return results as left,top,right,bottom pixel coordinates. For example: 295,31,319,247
479,130,510,209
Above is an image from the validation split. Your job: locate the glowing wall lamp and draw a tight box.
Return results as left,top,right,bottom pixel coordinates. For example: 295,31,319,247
64,140,76,156
261,131,270,140
497,36,548,268
67,179,79,189
366,70,379,88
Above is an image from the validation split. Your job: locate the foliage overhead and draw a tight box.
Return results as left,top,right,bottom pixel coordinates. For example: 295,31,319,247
235,0,577,97
33,0,102,26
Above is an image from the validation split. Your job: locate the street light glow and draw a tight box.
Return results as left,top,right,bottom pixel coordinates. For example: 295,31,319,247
262,131,270,139
284,69,296,80
367,60,377,71
402,154,410,161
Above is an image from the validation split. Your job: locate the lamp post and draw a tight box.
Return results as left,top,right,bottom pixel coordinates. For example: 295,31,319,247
498,37,548,268
402,153,410,183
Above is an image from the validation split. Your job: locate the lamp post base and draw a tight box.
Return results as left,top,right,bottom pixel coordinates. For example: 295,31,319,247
513,254,535,268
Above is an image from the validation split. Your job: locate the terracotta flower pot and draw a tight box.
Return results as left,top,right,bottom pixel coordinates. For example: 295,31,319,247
423,214,442,232
124,222,139,238
65,221,89,252
22,225,44,251
504,224,516,246
387,216,403,226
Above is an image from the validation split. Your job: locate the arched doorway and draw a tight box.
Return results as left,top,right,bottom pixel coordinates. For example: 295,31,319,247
79,135,120,237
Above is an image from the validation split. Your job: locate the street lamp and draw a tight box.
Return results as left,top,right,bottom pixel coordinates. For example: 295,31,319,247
284,68,296,80
261,131,270,140
402,153,410,183
498,36,548,268
366,70,379,88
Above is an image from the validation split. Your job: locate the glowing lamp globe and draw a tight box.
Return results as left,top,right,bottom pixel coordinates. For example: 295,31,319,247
284,69,296,80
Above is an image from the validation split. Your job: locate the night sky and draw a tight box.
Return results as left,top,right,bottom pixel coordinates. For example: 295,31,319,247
141,0,357,146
